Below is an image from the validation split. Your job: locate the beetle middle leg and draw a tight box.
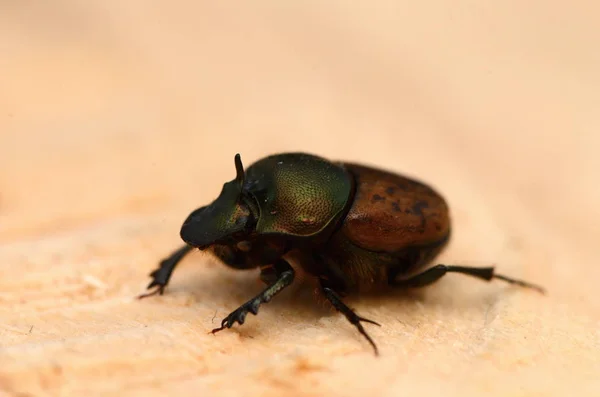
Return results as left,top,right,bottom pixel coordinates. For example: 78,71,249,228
138,244,194,299
211,259,295,334
390,264,545,293
320,279,381,355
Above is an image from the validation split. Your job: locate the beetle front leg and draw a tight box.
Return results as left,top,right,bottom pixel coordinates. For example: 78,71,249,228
138,244,194,299
211,259,295,333
320,279,381,355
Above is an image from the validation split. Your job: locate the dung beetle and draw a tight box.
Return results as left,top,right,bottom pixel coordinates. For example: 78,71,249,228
139,152,544,354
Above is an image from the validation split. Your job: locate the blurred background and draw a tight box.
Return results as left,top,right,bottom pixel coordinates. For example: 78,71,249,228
2,1,598,245
1,1,599,396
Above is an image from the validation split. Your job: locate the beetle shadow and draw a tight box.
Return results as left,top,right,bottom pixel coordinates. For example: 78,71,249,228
166,262,513,338
173,266,333,321
354,280,507,306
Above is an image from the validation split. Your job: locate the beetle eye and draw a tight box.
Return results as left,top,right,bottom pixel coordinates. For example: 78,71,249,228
236,241,252,252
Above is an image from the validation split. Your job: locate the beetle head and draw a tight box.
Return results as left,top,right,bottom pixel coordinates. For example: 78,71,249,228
180,154,255,248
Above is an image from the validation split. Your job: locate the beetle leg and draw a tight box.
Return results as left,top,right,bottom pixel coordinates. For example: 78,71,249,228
259,265,279,285
320,280,381,355
391,264,545,294
138,245,194,299
211,259,295,334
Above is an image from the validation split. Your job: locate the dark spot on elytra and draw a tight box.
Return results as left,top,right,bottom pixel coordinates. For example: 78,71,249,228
386,186,396,195
411,201,429,212
412,200,429,232
404,208,412,214
391,201,401,212
434,222,442,231
371,194,386,203
396,182,409,191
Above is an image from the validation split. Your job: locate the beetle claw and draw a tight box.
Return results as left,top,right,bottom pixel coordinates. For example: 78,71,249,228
210,302,257,334
357,316,381,327
137,284,165,300
355,321,380,356
210,319,229,334
137,279,166,299
138,245,194,300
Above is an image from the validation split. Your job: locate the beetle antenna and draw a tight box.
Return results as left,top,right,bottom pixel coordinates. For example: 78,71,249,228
234,153,245,184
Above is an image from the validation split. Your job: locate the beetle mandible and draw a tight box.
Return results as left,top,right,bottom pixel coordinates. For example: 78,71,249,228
139,152,544,354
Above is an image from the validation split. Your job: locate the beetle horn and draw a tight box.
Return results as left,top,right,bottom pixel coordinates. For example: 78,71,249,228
234,153,245,185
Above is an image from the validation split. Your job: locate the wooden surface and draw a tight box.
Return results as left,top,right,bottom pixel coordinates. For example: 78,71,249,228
1,2,599,396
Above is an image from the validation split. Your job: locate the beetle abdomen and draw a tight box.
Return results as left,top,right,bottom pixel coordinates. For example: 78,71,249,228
340,163,450,254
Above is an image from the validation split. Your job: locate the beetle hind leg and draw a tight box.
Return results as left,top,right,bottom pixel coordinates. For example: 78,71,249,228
390,264,545,294
211,259,295,334
138,245,194,299
320,280,381,355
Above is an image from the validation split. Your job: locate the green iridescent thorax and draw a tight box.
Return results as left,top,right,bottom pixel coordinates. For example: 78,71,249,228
243,153,352,238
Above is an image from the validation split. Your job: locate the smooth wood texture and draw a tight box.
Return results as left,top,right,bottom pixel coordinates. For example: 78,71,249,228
1,2,599,396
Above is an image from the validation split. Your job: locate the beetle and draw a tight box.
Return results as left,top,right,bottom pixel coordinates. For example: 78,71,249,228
138,152,544,354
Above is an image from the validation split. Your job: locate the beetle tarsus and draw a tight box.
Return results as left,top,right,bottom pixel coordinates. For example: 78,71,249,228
492,274,546,294
137,284,165,299
210,318,229,334
210,302,255,333
321,285,381,356
138,245,194,299
211,260,295,334
391,264,546,294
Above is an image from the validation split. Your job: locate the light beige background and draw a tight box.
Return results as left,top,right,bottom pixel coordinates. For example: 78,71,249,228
1,2,599,396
